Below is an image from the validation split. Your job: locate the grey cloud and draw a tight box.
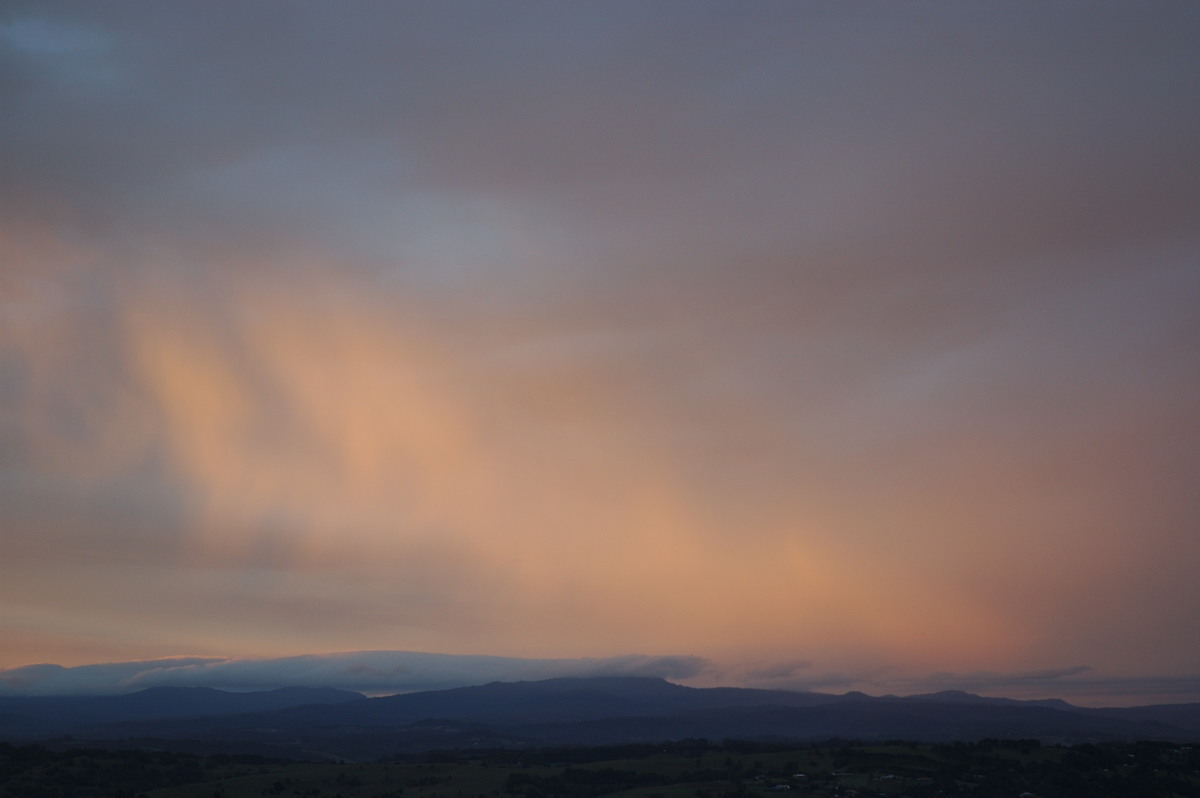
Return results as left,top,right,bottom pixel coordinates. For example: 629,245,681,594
727,665,1200,707
7,3,1197,263
908,666,1096,694
5,0,1197,380
3,1,1200,698
0,658,223,695
3,1,1195,456
564,655,714,681
0,651,714,696
740,660,815,681
892,668,1200,706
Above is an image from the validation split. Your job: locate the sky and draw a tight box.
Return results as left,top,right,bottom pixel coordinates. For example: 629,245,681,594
1,1,1198,708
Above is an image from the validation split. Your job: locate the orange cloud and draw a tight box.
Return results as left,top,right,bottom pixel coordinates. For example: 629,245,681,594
52,259,1020,669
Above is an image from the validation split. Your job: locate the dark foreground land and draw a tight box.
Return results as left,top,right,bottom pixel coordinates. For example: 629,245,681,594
4,738,1200,798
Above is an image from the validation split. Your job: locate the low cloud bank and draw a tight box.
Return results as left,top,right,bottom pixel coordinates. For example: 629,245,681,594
5,653,1198,706
0,651,713,696
741,663,1200,707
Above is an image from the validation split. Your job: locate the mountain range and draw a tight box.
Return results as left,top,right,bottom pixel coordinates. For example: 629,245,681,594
2,677,1198,761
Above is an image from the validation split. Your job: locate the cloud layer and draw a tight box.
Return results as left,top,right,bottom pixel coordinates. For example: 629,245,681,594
5,652,1198,708
2,2,1199,705
0,651,712,696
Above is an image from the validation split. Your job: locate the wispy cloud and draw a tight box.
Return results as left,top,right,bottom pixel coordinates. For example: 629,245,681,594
738,660,815,682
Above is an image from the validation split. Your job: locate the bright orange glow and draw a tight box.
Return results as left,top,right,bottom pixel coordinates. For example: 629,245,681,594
8,265,1019,675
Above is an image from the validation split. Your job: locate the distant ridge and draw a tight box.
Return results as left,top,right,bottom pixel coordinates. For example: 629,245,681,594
0,685,363,735
898,690,1077,710
312,676,845,726
2,677,1198,760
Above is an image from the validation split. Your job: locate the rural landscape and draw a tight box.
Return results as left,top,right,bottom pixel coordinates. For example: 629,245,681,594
6,736,1200,798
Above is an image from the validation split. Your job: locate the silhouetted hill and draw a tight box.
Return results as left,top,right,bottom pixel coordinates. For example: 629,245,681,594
289,676,842,727
1086,702,1200,733
2,677,1197,760
897,689,1075,710
502,701,1184,747
0,686,363,736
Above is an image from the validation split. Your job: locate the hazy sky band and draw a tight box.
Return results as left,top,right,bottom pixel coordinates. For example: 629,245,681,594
1,1,1198,705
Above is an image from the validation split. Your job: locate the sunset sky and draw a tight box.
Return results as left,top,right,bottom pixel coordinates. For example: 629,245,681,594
2,1,1199,707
